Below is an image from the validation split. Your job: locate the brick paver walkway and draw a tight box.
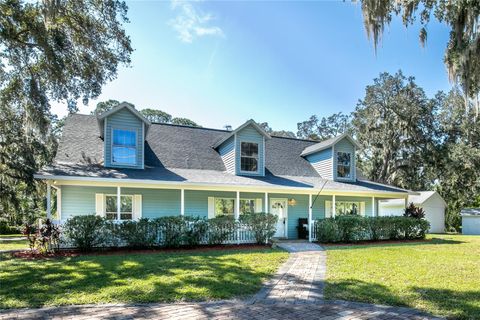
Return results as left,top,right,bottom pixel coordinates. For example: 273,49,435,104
249,241,326,304
0,242,444,319
0,300,444,320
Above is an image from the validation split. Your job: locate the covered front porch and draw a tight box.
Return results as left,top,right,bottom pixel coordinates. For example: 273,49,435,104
44,179,409,241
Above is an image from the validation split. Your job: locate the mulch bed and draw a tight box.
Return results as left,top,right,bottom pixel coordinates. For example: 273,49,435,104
9,244,271,260
320,239,430,247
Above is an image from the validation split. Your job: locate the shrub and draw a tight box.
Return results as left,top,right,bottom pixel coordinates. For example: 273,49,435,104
37,219,61,253
62,215,106,251
315,218,340,243
182,217,209,247
154,216,186,248
314,215,430,243
404,203,425,219
23,224,38,251
103,220,123,247
365,216,392,241
154,216,209,248
335,215,367,242
240,212,277,244
0,221,19,234
119,218,156,248
22,219,61,253
207,216,236,245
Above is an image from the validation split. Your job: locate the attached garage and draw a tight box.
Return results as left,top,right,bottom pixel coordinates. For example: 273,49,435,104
461,209,480,235
378,191,446,233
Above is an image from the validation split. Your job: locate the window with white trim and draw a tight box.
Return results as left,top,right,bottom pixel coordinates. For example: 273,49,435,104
112,129,137,165
336,201,361,216
240,199,256,214
215,198,234,216
105,195,133,220
214,198,257,216
240,142,259,172
337,152,351,178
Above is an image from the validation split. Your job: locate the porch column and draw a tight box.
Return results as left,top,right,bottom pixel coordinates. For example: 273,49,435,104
264,192,268,212
372,196,376,217
332,194,336,218
235,191,240,220
308,194,313,242
46,183,51,220
405,197,408,209
117,186,121,220
56,187,62,221
180,189,185,216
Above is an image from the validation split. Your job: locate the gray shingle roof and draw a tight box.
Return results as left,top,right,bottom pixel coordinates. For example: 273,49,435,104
40,114,408,194
300,133,361,157
461,208,480,216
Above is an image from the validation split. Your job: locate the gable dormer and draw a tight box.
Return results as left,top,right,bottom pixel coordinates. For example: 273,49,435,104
97,102,151,169
214,120,270,176
301,133,360,182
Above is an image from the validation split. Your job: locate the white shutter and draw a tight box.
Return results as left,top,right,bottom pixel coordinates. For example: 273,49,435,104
134,195,142,220
208,197,215,219
360,202,366,216
95,194,105,217
255,199,263,212
325,200,332,218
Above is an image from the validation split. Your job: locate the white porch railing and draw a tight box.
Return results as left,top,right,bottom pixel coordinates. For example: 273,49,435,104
310,220,318,242
52,220,257,247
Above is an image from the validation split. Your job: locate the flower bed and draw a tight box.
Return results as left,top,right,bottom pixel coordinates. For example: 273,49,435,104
25,213,278,253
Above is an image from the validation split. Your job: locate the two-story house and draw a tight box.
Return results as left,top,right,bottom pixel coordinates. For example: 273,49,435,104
35,102,411,240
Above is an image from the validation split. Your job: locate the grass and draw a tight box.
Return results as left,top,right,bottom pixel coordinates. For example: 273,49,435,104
0,247,287,308
325,234,480,320
0,239,28,251
0,234,24,238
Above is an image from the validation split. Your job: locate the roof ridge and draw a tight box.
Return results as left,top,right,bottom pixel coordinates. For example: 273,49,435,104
151,122,230,132
270,135,318,142
68,113,339,143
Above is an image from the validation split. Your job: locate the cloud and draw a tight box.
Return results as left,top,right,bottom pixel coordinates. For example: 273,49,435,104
169,0,224,43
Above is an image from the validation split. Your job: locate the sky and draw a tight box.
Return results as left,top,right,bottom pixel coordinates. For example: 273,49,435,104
51,0,452,133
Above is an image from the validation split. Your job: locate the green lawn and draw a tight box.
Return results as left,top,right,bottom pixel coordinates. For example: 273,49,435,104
0,239,28,251
325,234,480,320
0,234,24,238
0,248,287,308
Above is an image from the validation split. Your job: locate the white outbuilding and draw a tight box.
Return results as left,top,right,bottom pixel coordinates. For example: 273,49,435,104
378,191,446,233
461,209,480,235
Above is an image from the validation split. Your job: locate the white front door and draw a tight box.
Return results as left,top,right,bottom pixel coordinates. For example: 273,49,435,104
270,199,287,238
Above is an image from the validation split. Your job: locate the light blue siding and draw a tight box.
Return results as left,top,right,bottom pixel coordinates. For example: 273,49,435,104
61,186,181,220
333,137,356,182
306,148,333,179
60,185,375,238
122,188,181,218
104,108,144,169
235,125,265,176
312,195,329,220
61,186,116,219
218,136,235,173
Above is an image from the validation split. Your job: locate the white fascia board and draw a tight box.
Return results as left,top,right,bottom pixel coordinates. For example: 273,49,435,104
34,174,410,198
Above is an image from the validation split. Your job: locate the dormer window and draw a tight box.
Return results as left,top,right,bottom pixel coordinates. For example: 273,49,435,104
112,129,137,165
240,142,258,172
337,152,351,178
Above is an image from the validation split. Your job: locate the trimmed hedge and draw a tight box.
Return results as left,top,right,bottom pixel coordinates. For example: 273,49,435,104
61,214,275,251
315,216,430,243
240,212,278,244
0,221,20,235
